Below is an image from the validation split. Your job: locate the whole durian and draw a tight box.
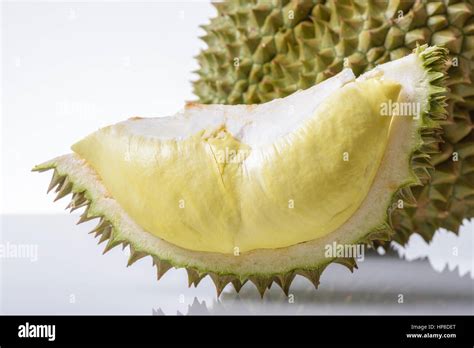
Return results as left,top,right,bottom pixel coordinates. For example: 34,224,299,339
193,0,474,245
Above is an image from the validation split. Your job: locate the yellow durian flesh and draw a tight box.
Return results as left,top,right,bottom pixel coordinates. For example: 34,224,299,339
72,78,402,254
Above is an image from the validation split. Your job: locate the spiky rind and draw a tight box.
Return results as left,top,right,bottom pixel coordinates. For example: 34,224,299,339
387,44,449,246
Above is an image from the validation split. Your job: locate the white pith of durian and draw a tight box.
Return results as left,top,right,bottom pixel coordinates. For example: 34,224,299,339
117,68,356,147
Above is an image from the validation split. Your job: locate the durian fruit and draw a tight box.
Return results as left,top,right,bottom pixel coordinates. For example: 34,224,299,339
34,46,447,296
193,0,474,246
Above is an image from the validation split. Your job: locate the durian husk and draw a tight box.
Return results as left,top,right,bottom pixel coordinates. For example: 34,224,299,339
193,0,474,246
34,45,448,297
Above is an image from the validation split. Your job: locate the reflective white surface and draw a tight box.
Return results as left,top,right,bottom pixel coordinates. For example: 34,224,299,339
1,215,472,315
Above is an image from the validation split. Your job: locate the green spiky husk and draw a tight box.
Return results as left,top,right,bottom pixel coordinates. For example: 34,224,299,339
34,45,448,297
193,0,474,246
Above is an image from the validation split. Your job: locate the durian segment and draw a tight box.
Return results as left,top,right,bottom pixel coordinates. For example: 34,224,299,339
71,76,400,253
194,0,474,245
33,45,447,296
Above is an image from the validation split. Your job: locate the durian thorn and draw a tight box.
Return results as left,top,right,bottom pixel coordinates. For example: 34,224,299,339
154,257,172,281
414,166,432,182
186,268,205,288
68,192,88,211
333,257,358,272
89,218,111,235
209,273,234,297
210,2,226,14
400,186,417,205
274,272,296,296
296,267,325,289
33,165,52,173
54,175,67,193
127,245,148,267
231,279,247,293
369,227,394,242
65,200,74,211
76,206,98,224
69,200,88,212
102,232,122,254
249,276,273,298
98,225,112,244
54,177,73,201
47,170,64,193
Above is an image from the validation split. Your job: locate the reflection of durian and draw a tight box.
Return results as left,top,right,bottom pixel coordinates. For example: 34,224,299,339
193,1,474,246
34,46,447,296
